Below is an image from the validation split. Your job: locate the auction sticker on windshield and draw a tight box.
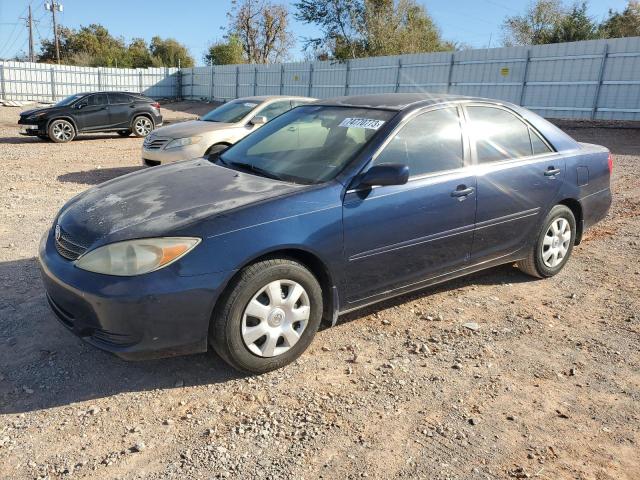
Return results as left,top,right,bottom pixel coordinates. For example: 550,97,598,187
339,118,386,130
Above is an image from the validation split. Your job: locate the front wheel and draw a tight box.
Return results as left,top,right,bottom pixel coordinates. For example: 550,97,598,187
131,116,153,137
210,258,323,373
48,119,76,143
517,204,576,278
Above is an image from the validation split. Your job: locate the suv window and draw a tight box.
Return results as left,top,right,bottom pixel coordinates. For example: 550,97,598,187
86,94,107,106
466,106,533,163
108,93,131,104
373,107,464,177
257,101,292,121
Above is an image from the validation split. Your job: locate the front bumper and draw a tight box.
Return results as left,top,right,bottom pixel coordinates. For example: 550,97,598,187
18,120,45,136
38,228,231,360
141,142,208,167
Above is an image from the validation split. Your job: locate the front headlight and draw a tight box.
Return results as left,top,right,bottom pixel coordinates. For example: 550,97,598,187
75,237,201,276
164,136,202,150
27,112,47,120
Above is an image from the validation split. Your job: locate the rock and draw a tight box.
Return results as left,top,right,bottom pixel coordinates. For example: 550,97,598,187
462,322,480,331
506,415,517,421
87,405,100,415
321,346,331,352
163,419,174,425
131,442,146,453
468,418,478,426
381,319,391,325
452,363,462,370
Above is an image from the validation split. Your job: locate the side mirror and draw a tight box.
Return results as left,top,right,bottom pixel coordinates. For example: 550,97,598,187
357,164,409,188
249,115,267,126
76,102,87,109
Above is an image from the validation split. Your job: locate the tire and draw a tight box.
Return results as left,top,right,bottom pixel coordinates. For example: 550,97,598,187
517,204,576,278
210,258,323,374
131,115,153,137
117,130,132,137
48,119,76,143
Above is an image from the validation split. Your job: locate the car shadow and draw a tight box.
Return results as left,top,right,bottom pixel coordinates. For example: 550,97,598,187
58,166,143,185
0,257,536,415
0,134,144,144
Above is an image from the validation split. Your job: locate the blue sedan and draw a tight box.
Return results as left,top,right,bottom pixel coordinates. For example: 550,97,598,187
39,94,612,373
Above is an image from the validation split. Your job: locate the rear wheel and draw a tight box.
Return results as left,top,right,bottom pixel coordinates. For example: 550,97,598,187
117,129,132,137
517,205,576,278
48,119,75,143
132,116,153,137
210,258,323,373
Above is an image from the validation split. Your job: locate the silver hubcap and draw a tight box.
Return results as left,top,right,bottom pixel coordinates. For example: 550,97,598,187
241,279,310,358
52,121,73,141
134,117,152,136
542,217,571,267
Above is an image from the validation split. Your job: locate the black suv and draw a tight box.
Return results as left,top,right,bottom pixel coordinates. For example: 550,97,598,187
18,91,163,143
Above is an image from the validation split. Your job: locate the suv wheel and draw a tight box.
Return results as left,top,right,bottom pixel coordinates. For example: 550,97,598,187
48,119,76,143
132,116,153,137
210,258,323,373
117,129,132,137
517,205,576,278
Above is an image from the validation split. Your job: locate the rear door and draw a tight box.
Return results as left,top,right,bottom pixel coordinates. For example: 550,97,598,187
107,93,133,128
76,93,109,130
464,104,563,262
342,106,477,303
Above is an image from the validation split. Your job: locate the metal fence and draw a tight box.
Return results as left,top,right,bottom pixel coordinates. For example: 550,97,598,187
1,37,639,120
182,37,640,121
0,61,179,102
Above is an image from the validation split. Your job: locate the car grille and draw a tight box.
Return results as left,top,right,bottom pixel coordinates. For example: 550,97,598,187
55,225,89,261
143,134,169,150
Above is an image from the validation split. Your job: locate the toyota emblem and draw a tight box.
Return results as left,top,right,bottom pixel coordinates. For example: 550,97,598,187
55,224,61,241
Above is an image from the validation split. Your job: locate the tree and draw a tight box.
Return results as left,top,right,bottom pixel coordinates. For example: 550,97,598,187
501,0,564,46
599,1,640,38
127,38,154,68
228,0,294,63
149,37,194,67
294,0,453,60
294,0,366,60
205,35,246,65
548,2,599,43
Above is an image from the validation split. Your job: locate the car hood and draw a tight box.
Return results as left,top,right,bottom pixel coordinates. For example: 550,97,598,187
21,106,61,117
57,159,303,246
151,120,238,138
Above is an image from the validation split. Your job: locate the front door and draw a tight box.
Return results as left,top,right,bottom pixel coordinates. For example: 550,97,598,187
464,104,565,262
342,107,477,304
76,93,109,130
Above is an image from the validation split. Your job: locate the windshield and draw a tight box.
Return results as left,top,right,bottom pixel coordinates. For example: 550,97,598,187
55,94,85,107
219,105,395,184
201,100,260,123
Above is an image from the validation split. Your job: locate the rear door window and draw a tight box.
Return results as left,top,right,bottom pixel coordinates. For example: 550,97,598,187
466,106,533,163
530,130,553,155
108,93,132,104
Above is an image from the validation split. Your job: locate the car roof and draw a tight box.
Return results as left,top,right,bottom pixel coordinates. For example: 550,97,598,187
234,95,316,103
311,93,501,111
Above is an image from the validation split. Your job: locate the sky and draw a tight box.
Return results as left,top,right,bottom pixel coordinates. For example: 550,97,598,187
0,0,631,65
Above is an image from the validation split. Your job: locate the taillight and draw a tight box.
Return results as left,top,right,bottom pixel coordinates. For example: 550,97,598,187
608,152,613,174
151,102,161,110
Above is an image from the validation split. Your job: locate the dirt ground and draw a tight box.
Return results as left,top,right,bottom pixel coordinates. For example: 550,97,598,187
0,102,638,480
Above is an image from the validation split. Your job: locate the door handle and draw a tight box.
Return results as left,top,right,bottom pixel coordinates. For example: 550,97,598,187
544,167,561,176
451,185,475,198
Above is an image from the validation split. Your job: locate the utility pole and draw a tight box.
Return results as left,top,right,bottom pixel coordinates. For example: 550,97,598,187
45,2,63,64
20,5,35,62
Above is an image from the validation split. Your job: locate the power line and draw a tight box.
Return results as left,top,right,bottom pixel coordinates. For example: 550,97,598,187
0,3,29,59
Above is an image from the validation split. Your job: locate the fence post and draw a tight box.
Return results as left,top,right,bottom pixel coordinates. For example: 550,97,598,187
50,67,56,102
518,49,531,107
97,68,102,90
235,66,240,99
344,60,351,95
446,53,455,93
176,67,182,100
591,43,609,120
138,70,144,94
0,63,6,100
307,63,314,97
254,66,258,96
395,58,402,93
210,66,215,101
279,64,285,95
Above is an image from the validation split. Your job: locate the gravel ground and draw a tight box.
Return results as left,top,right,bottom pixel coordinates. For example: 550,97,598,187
0,102,639,480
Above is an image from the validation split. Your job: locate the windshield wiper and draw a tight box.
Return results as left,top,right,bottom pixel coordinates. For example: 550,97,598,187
227,161,284,181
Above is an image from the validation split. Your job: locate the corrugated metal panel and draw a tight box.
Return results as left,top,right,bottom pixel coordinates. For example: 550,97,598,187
1,38,639,119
